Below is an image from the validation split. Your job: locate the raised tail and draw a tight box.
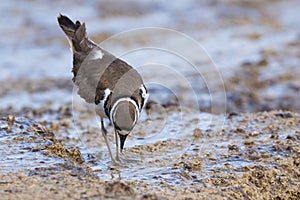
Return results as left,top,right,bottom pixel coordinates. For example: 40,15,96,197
57,14,96,81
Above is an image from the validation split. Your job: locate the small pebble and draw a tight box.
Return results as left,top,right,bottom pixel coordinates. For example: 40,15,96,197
7,115,15,126
228,144,239,151
244,140,254,146
51,123,59,132
274,112,293,118
249,131,260,137
193,128,203,138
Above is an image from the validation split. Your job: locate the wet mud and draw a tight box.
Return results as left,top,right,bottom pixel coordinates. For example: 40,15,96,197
1,108,300,199
1,0,300,199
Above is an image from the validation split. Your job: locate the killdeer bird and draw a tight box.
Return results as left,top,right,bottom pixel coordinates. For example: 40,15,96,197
57,14,149,165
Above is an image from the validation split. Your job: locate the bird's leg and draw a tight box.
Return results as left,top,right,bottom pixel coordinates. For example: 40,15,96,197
101,118,117,165
114,128,121,162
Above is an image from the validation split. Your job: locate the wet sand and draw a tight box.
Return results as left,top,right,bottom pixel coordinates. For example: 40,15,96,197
1,0,300,199
0,109,299,199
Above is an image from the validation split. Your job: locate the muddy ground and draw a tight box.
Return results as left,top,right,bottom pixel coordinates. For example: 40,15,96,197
0,109,299,199
1,0,300,199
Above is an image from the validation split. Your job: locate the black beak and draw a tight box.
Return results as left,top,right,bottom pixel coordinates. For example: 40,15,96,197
118,133,128,152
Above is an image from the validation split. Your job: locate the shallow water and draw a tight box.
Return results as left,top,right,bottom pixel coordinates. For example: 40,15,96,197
0,117,62,172
1,109,299,196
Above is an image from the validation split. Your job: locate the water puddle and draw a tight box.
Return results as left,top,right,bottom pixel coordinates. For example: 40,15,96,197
0,117,64,173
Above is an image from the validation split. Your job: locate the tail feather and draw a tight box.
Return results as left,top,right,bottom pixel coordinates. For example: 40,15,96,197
57,14,120,105
57,14,96,81
57,14,79,39
58,14,76,52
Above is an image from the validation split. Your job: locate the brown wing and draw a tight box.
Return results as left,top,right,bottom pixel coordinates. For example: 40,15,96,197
95,58,145,115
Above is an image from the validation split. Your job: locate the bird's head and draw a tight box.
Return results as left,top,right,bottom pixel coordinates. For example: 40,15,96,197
110,98,139,151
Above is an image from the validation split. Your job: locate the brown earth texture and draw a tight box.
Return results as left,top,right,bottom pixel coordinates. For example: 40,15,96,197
1,0,300,199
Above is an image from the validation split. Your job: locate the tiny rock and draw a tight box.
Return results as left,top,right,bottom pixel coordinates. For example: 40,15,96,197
193,128,203,138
